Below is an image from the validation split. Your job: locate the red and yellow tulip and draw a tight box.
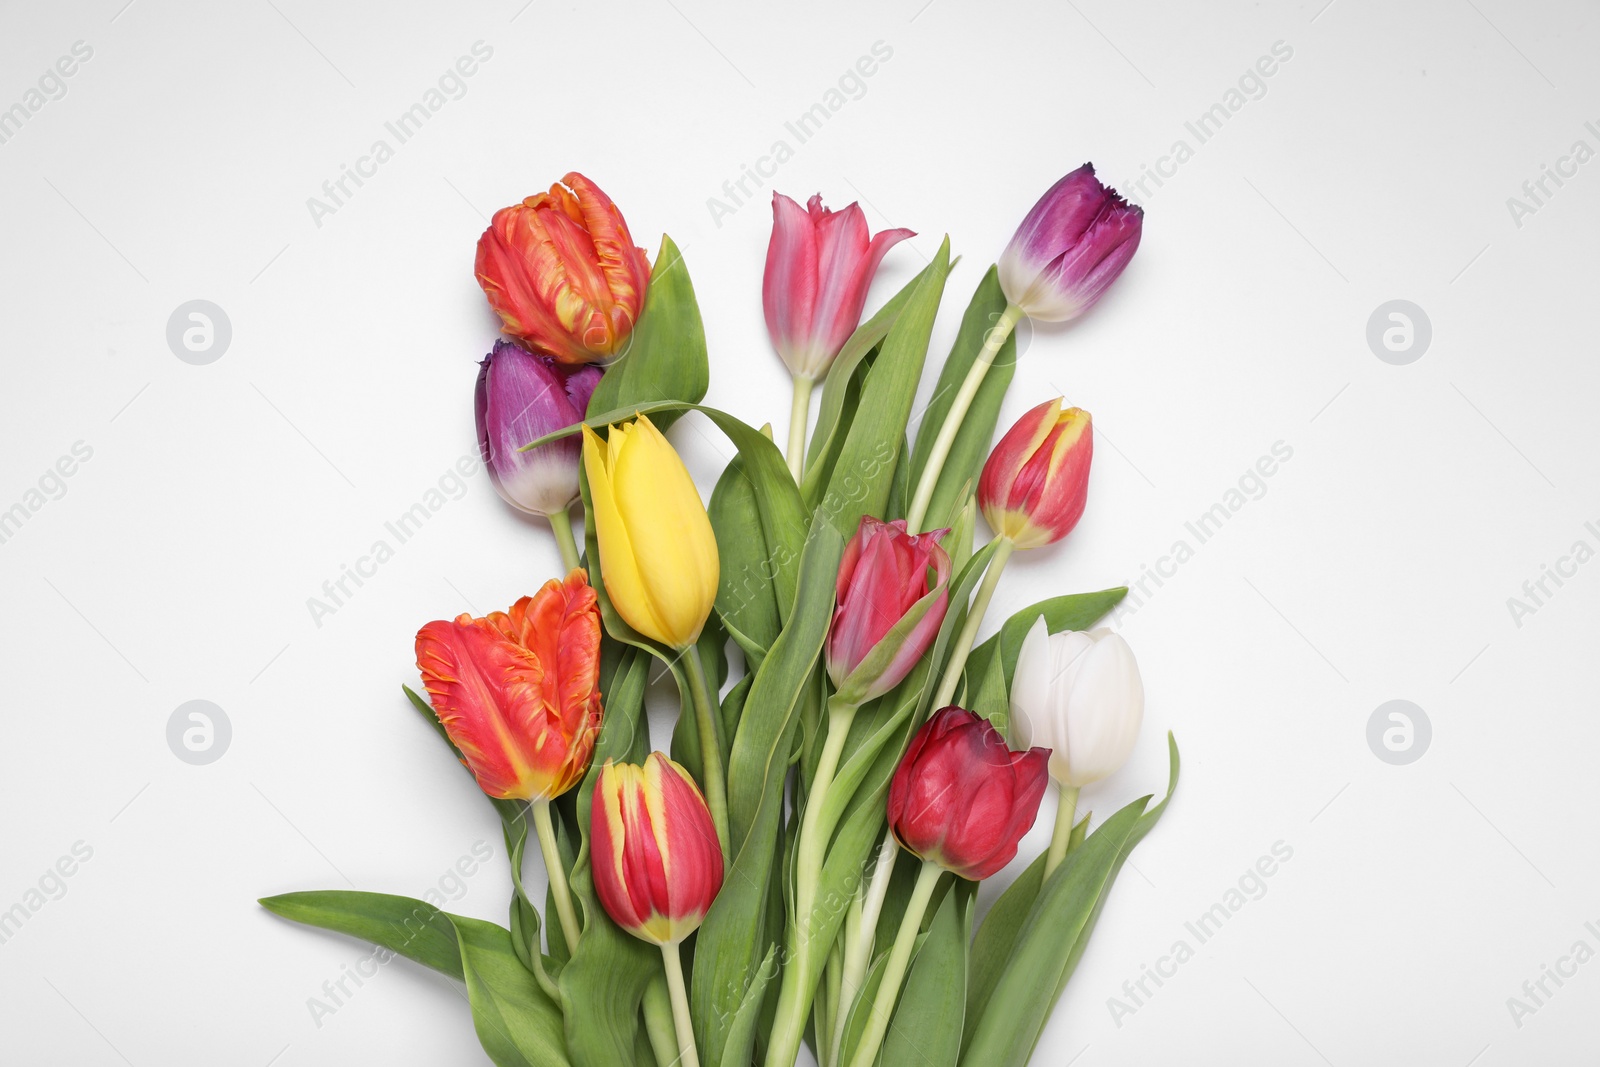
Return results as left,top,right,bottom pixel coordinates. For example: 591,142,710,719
977,399,1093,550
414,570,602,801
590,752,725,945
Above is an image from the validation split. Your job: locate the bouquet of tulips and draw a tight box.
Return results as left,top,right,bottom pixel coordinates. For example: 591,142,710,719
262,166,1178,1067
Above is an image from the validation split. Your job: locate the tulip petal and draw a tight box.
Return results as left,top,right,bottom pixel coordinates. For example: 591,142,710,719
763,193,821,376
583,425,670,643
1062,633,1143,786
610,417,719,647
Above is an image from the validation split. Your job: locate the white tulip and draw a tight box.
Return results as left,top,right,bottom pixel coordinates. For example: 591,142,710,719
1009,618,1143,788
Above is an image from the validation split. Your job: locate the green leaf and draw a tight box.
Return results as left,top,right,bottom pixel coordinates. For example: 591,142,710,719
837,941,890,1063
691,519,845,1065
454,914,573,1067
717,945,779,1067
709,454,783,661
259,893,569,1067
881,885,972,1067
258,890,466,979
963,854,1043,1050
959,736,1180,1067
802,268,926,503
906,267,1018,533
585,234,707,431
816,238,952,538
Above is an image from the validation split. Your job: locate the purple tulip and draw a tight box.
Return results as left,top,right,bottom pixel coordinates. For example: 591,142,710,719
997,163,1143,322
475,340,601,517
763,193,914,381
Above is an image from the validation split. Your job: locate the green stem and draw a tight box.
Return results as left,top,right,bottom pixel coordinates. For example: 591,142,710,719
764,696,858,1067
831,833,897,1064
845,860,942,1067
932,537,1015,709
683,650,732,869
530,799,581,952
660,943,701,1067
548,505,582,573
1045,783,1081,880
905,302,1022,533
786,374,815,482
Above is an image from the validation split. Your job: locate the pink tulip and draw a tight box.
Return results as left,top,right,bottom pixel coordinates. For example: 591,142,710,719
763,193,914,381
826,517,951,704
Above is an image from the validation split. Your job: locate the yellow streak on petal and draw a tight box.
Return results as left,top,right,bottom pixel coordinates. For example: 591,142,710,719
1044,407,1091,479
598,762,631,902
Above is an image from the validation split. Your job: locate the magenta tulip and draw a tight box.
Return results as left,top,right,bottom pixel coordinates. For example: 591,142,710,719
997,163,1143,322
476,340,601,517
826,517,951,704
763,193,914,381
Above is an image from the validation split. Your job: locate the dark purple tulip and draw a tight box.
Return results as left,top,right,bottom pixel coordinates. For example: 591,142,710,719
997,163,1143,322
476,340,601,517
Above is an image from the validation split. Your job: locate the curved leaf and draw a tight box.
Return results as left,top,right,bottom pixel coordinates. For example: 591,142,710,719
585,234,707,431
906,267,1018,533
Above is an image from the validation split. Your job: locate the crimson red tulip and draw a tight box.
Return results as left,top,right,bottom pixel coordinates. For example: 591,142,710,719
887,706,1050,881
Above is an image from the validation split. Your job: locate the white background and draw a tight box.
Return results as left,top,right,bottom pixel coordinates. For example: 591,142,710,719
2,0,1597,1064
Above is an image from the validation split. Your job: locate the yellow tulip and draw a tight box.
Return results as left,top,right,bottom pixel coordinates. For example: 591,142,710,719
582,415,719,648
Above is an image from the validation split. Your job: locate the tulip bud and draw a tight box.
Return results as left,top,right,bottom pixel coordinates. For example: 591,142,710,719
763,193,914,381
826,517,951,704
978,398,1092,550
476,340,601,518
415,571,603,801
997,163,1143,322
581,415,719,649
475,172,652,365
887,707,1050,881
590,753,725,945
1010,620,1143,788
